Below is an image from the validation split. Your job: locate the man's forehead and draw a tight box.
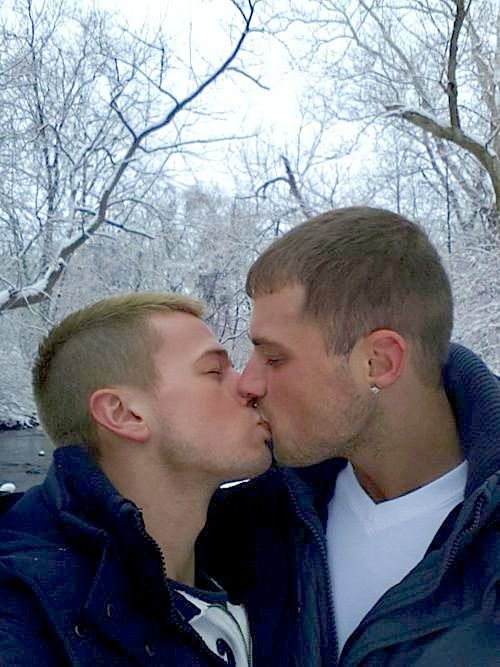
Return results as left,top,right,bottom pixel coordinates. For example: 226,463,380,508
248,285,328,352
250,285,306,331
150,312,220,355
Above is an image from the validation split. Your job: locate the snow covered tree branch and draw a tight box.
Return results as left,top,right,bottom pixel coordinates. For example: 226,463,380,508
388,107,500,219
0,0,261,313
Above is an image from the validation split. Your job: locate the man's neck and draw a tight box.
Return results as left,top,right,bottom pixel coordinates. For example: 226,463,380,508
350,385,463,503
100,455,214,587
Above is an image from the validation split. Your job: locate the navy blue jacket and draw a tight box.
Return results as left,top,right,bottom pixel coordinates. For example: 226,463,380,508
202,344,500,666
1,343,499,666
0,448,245,666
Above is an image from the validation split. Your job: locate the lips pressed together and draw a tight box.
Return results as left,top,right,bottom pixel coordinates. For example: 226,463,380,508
256,409,272,435
255,414,273,454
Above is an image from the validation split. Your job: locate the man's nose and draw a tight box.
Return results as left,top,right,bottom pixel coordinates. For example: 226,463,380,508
237,357,267,402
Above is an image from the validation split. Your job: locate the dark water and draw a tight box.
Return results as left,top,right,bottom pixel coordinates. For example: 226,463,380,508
0,429,53,492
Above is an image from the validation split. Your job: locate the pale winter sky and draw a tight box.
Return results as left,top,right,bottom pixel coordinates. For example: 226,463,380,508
97,0,307,187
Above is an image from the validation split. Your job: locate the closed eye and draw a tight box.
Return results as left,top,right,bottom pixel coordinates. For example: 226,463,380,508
196,348,233,377
265,358,283,366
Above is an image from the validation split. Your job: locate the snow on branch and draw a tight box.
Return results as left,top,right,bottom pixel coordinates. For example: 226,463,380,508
0,0,260,314
0,257,66,312
385,105,500,212
75,207,155,239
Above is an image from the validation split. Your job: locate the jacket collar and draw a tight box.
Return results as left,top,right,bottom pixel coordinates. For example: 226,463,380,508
41,446,174,614
444,343,500,494
44,445,134,535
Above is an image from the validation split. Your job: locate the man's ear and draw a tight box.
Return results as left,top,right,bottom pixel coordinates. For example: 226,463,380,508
89,388,150,443
360,329,407,390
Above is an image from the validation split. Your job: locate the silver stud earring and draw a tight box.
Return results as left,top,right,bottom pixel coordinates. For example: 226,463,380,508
370,385,380,395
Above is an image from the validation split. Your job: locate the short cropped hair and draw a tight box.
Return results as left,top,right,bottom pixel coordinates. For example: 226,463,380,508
32,291,204,457
247,206,453,384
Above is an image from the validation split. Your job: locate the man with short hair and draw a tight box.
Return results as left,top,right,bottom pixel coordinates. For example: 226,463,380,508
206,207,500,666
0,292,272,666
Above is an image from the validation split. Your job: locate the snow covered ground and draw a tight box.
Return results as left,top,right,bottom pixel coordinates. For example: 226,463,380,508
0,430,52,492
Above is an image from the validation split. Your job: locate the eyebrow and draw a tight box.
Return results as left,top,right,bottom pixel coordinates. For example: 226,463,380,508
247,332,277,346
196,348,231,364
248,336,287,351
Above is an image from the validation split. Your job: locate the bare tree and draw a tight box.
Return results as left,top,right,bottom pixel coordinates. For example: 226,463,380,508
282,0,500,234
0,0,261,313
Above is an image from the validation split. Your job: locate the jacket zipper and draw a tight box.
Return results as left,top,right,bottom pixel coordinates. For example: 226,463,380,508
285,478,338,667
444,492,486,570
133,510,232,666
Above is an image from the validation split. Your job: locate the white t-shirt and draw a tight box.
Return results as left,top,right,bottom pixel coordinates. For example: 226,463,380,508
172,578,252,666
327,460,468,655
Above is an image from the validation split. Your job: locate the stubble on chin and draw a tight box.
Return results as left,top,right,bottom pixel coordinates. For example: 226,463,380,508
272,397,380,468
271,435,337,468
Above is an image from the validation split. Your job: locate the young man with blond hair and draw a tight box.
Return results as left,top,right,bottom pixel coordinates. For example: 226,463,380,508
0,292,272,666
206,207,500,666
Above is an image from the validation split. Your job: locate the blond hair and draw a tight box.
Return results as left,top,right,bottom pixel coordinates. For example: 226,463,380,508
33,292,204,456
247,207,453,385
